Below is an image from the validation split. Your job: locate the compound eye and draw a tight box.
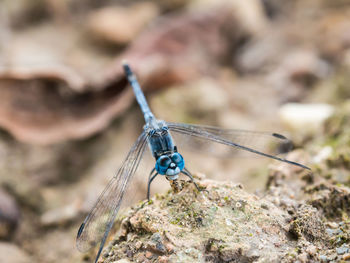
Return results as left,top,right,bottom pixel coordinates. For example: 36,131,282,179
161,126,168,135
158,156,171,167
171,152,182,163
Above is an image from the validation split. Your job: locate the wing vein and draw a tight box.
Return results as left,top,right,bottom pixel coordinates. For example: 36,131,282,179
167,122,310,170
76,131,148,262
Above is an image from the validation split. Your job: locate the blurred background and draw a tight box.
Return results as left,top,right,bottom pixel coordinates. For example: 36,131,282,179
0,0,350,262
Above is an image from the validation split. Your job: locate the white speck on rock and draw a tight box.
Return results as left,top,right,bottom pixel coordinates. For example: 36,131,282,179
313,146,333,164
225,218,233,226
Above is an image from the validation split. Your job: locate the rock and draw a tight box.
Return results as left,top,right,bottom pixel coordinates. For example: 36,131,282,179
236,31,286,73
40,202,79,227
188,0,268,35
268,50,330,88
325,228,341,236
308,183,350,219
260,0,295,17
87,3,159,45
147,233,166,254
2,0,48,27
114,259,131,263
100,179,319,262
313,146,333,164
288,205,326,242
319,254,328,262
336,244,349,255
145,251,153,259
317,12,350,60
298,252,308,262
0,189,20,240
279,103,334,133
0,242,32,263
158,255,170,263
326,222,339,229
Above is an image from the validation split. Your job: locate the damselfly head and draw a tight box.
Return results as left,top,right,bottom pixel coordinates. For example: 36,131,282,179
155,152,185,178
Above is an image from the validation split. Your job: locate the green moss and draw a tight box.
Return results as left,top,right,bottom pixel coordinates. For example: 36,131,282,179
330,233,350,246
170,217,181,225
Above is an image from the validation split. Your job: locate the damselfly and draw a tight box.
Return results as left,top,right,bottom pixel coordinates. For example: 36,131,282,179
76,62,310,263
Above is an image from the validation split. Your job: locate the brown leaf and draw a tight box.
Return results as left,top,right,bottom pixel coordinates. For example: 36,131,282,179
0,68,132,144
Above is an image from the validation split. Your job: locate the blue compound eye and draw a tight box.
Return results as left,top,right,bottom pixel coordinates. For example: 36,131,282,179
158,156,171,167
171,152,182,163
161,126,168,135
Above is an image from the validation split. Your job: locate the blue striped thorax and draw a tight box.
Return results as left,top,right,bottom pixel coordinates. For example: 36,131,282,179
145,121,184,179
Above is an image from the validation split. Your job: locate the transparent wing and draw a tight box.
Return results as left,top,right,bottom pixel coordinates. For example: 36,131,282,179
169,123,293,158
167,122,310,170
76,131,148,262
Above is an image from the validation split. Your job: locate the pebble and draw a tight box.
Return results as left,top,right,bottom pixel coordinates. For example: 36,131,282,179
327,253,338,261
319,255,328,262
145,251,153,259
0,189,20,239
135,254,146,262
87,3,159,45
115,259,132,263
135,241,143,250
0,242,31,263
343,253,350,260
306,245,317,255
165,242,175,253
126,248,133,258
325,228,341,236
148,233,166,254
336,245,349,255
298,252,308,262
261,203,269,210
151,232,162,242
266,49,330,95
188,0,268,36
40,202,79,226
158,255,170,263
313,146,333,164
279,103,334,133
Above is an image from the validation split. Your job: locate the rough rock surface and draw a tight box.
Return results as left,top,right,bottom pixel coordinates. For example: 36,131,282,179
0,242,32,263
99,175,326,263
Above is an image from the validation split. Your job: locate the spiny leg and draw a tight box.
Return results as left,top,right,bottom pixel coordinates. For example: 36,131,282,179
147,168,158,201
182,168,208,193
